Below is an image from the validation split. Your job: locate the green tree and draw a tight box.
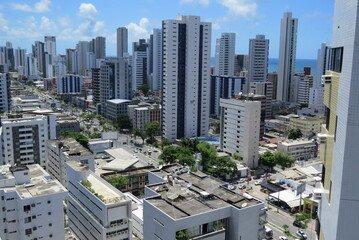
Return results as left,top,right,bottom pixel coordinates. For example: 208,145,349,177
232,154,243,162
180,138,200,153
133,128,146,144
139,84,150,96
282,224,289,233
295,213,311,229
60,131,89,148
288,128,303,139
259,151,276,170
106,175,129,189
117,114,132,131
208,157,237,178
176,230,189,240
160,138,170,149
159,146,195,166
197,141,217,171
145,121,160,142
159,145,178,164
212,120,220,134
274,151,295,170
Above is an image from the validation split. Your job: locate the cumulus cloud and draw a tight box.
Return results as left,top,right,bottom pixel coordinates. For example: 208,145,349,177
126,18,151,43
0,13,8,26
179,0,210,7
78,3,98,20
219,0,257,18
11,0,51,13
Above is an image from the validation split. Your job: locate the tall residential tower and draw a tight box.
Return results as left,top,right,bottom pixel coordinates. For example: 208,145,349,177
214,32,235,76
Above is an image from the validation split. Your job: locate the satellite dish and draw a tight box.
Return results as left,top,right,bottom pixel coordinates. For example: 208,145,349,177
241,203,247,208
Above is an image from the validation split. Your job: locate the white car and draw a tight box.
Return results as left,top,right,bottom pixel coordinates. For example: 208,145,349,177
254,180,263,185
279,236,288,240
296,230,307,239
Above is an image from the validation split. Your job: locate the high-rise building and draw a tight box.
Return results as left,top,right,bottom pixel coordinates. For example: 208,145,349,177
268,72,278,99
44,36,56,56
234,54,249,74
65,48,78,74
318,1,359,239
210,75,247,116
94,36,106,59
219,97,261,168
92,67,101,105
149,28,163,91
132,39,148,91
277,12,298,102
0,164,67,240
248,34,269,83
66,161,133,240
33,41,46,76
56,74,83,94
25,53,38,77
297,74,314,105
0,73,11,112
76,41,90,76
162,15,211,141
250,81,273,119
117,27,128,58
214,32,235,76
14,48,26,70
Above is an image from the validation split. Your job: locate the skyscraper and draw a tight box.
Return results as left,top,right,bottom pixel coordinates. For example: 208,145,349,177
277,12,298,102
44,36,56,56
94,36,106,59
33,41,46,76
132,39,148,91
162,15,211,141
318,1,359,239
117,27,128,58
76,41,90,76
248,34,269,83
214,32,235,76
149,28,162,91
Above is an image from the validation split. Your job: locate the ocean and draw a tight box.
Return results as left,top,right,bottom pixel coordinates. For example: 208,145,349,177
210,58,317,75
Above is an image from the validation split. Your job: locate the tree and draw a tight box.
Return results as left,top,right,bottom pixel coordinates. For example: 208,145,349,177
117,114,132,131
232,154,243,162
282,224,289,233
160,138,170,149
106,175,129,189
133,128,146,144
159,145,179,164
145,121,160,143
274,151,295,170
60,131,89,149
212,120,220,134
208,157,237,178
259,151,276,170
179,138,200,153
295,213,311,229
139,84,150,96
197,141,217,171
288,128,303,139
159,146,195,166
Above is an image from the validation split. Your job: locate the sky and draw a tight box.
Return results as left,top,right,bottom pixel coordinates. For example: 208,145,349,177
0,0,334,59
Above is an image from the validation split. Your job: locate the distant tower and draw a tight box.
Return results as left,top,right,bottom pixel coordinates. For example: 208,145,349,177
214,32,235,76
117,27,128,58
248,34,269,83
44,36,56,56
277,12,298,102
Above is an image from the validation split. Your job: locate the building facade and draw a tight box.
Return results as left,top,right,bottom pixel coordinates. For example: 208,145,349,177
56,74,83,94
277,139,318,161
0,73,11,113
214,32,235,76
248,34,269,83
162,15,211,141
117,27,128,58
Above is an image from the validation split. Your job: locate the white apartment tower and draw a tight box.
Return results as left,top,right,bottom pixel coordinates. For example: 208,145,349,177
219,98,261,168
132,39,148,91
66,161,132,240
151,28,163,91
0,164,67,240
0,73,11,113
318,1,359,239
44,36,56,56
14,48,26,70
277,12,298,102
248,34,269,83
214,32,235,76
117,27,128,58
162,15,211,141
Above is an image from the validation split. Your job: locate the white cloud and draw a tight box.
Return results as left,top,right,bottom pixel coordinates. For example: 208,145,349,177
58,17,71,27
126,18,151,43
180,0,210,7
78,3,97,20
0,13,8,26
219,0,257,18
11,0,51,13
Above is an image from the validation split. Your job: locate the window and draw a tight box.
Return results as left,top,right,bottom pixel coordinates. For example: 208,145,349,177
25,228,32,235
24,205,31,212
49,223,52,227
25,217,31,223
48,212,51,215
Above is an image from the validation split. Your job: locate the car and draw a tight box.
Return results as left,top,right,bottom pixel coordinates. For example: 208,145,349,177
293,220,305,228
296,230,307,239
255,180,263,185
279,236,288,240
133,149,138,153
148,150,152,153
237,179,245,184
228,184,236,190
238,184,246,189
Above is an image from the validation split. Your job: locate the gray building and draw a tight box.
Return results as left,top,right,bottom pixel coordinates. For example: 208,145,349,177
105,99,132,121
0,73,11,113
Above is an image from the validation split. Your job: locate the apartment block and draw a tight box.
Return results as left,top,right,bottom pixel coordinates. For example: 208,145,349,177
288,116,324,138
0,164,67,240
143,164,267,240
277,139,318,161
0,73,11,113
66,161,132,240
219,97,261,168
105,99,132,122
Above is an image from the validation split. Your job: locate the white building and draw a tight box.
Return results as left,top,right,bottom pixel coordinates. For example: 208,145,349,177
0,73,11,113
76,41,90,76
47,138,95,187
150,28,162,91
248,34,269,83
250,81,273,119
56,74,83,94
297,75,314,105
25,53,38,77
277,12,298,102
219,98,261,168
0,164,67,240
319,1,359,239
117,27,128,58
143,164,267,240
162,15,211,141
132,39,148,91
66,161,133,240
277,139,317,161
214,32,236,76
14,48,26,70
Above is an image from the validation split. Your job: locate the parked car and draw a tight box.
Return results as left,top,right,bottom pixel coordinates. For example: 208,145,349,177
228,184,236,190
296,230,307,239
255,180,263,185
238,185,246,189
237,179,245,184
279,236,288,240
293,220,305,228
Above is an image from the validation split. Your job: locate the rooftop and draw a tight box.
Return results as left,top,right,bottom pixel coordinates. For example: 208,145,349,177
102,148,139,171
146,165,262,219
278,139,316,146
107,99,131,104
48,138,93,157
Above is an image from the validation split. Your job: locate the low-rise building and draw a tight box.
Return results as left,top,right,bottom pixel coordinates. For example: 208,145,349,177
0,164,68,240
128,103,161,131
144,164,267,240
277,139,318,161
46,138,94,187
288,116,324,138
66,161,133,240
105,99,132,121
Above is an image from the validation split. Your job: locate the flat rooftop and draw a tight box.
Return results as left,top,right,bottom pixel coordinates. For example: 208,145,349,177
86,174,126,203
102,148,138,171
107,99,131,104
48,138,93,157
279,139,316,146
146,165,261,219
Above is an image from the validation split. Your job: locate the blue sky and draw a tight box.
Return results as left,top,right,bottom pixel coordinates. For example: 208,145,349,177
0,0,334,59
